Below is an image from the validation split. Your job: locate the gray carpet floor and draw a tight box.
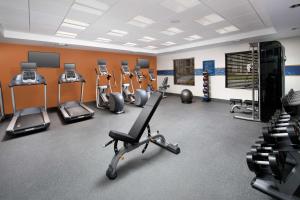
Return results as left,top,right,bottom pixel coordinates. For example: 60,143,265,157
0,96,272,200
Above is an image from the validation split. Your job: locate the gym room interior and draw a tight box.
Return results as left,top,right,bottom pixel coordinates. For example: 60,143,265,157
0,0,300,200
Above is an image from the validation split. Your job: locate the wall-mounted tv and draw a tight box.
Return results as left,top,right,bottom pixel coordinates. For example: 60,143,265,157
137,58,149,68
28,51,60,68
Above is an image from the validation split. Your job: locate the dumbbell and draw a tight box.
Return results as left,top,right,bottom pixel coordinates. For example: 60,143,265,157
250,146,286,164
272,111,291,120
262,125,300,145
203,83,208,87
246,152,284,180
269,118,299,129
203,88,209,93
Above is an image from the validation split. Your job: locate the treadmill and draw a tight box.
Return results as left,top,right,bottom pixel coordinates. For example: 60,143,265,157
6,62,50,135
58,63,94,122
0,81,4,121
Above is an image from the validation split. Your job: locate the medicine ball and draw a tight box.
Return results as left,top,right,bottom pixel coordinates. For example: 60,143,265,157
181,89,193,104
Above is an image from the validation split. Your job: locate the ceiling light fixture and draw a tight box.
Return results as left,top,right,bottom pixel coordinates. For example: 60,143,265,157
56,31,77,38
96,37,112,42
184,34,202,41
216,25,239,34
195,14,225,26
123,42,137,46
138,36,156,42
161,0,200,13
161,41,176,46
145,46,158,49
75,0,109,11
72,4,103,15
64,19,89,27
161,27,183,36
61,23,86,30
107,29,128,37
128,15,155,28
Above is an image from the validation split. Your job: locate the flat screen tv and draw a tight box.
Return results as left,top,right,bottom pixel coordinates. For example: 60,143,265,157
28,51,60,68
137,58,149,68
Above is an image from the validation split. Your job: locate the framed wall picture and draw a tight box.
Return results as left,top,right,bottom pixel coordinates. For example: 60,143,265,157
203,60,215,75
173,58,195,85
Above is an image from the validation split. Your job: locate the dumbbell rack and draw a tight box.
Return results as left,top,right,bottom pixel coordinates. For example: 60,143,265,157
202,71,210,102
247,110,300,200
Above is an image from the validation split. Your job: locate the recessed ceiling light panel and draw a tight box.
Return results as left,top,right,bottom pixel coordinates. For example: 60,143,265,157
107,29,128,37
161,0,199,13
96,37,112,42
123,42,137,46
128,15,155,28
75,0,109,11
184,34,202,41
195,14,224,26
161,41,176,46
64,19,89,27
161,27,183,36
145,46,158,49
138,36,156,42
61,23,86,30
72,4,103,16
56,31,77,38
216,25,239,34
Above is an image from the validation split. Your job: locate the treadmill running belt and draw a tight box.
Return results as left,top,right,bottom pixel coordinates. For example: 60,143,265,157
14,113,44,131
65,105,90,117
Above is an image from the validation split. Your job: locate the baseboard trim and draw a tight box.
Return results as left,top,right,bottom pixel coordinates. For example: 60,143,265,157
165,92,229,103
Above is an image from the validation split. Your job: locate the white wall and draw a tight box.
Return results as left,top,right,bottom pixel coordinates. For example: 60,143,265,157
157,37,300,100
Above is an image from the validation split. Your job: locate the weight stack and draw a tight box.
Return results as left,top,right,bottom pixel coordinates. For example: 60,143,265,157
202,71,210,102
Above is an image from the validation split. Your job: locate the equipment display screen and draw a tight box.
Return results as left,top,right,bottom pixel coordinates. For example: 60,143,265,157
122,65,130,72
28,51,60,68
99,65,107,72
137,58,149,68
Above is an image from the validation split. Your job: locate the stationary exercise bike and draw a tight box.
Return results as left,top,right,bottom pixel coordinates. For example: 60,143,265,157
120,61,148,107
96,60,124,114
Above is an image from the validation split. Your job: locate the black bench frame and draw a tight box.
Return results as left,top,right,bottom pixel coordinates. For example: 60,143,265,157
104,92,180,179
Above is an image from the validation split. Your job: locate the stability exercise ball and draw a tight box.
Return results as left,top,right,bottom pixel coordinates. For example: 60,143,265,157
181,89,193,104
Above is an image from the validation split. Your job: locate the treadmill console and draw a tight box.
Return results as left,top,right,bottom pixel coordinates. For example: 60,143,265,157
64,63,78,81
98,60,109,76
99,65,108,75
121,61,130,75
148,69,156,81
21,62,37,83
135,66,145,81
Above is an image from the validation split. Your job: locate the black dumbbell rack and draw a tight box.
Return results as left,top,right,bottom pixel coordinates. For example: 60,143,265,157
246,109,300,200
202,71,210,102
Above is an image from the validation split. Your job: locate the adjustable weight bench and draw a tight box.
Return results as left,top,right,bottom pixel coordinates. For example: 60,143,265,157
104,92,180,180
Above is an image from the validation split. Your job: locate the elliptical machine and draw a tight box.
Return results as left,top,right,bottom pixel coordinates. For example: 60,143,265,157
147,68,156,92
120,61,148,107
134,66,146,89
96,60,124,114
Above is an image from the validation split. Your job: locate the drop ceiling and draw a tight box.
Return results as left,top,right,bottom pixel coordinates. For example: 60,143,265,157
0,0,299,54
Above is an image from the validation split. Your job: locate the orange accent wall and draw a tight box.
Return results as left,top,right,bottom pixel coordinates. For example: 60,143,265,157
0,43,157,114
